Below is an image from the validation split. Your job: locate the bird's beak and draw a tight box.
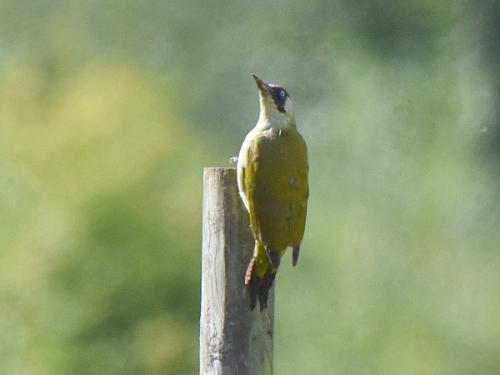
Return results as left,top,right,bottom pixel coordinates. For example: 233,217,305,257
252,74,271,96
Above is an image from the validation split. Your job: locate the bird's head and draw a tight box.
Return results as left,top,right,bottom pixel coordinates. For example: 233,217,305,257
252,74,295,128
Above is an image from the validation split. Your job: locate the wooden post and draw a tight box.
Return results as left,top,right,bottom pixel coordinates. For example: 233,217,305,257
200,167,274,375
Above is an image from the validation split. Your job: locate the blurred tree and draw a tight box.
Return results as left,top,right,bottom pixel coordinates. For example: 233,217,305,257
0,58,204,374
474,0,500,160
0,1,499,374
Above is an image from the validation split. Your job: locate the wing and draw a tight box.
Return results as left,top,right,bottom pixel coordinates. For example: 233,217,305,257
237,129,257,212
245,129,308,250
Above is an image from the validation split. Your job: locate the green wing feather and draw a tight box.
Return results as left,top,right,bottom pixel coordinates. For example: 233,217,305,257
245,129,308,251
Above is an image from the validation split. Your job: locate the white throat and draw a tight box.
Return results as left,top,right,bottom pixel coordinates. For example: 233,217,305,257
256,95,296,131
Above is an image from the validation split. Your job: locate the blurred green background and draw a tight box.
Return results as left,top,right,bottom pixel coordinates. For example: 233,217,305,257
1,1,499,374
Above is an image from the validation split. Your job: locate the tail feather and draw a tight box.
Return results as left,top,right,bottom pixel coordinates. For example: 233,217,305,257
248,266,276,311
257,271,276,311
265,246,281,270
292,245,300,266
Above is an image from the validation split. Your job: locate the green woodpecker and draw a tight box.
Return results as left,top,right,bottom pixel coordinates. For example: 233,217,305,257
237,74,309,311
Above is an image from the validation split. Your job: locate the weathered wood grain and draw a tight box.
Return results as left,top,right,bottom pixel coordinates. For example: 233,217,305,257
200,167,274,375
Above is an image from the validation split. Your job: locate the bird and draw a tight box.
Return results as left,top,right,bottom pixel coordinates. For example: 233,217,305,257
237,74,309,311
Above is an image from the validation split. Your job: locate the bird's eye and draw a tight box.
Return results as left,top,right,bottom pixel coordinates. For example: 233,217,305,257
280,90,286,97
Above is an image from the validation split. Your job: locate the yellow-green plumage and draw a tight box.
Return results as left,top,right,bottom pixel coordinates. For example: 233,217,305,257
245,128,308,270
238,74,308,310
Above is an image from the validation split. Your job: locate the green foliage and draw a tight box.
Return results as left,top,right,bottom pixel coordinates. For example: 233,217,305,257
1,1,499,374
0,59,202,374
